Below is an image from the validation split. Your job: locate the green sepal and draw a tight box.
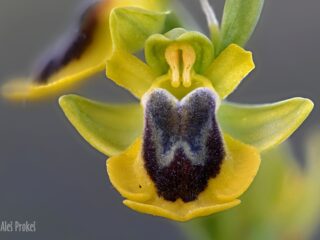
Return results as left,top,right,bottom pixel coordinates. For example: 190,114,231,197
218,98,314,151
217,0,264,55
59,95,143,157
110,7,169,53
145,28,214,75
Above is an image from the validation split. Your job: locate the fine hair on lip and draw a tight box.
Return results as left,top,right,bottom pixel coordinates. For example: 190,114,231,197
143,88,225,202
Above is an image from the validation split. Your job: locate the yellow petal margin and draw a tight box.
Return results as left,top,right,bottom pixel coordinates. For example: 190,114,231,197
204,44,255,99
107,134,260,221
2,0,166,101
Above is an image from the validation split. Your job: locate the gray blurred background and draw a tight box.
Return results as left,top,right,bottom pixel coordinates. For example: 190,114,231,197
0,0,319,239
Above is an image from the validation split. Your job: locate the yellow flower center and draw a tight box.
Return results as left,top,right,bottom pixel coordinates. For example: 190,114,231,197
165,43,196,88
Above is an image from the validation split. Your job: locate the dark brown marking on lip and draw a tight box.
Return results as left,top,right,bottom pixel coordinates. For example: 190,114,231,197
143,88,225,202
34,1,102,84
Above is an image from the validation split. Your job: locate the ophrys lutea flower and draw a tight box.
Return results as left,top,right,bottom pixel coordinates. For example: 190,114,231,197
60,25,312,221
2,0,314,221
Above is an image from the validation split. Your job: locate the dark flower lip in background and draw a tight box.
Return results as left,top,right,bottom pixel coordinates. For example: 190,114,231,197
0,0,319,239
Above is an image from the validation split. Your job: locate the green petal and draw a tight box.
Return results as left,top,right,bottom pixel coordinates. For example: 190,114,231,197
145,28,214,75
110,7,169,53
204,44,255,99
218,98,314,152
106,50,157,99
59,94,143,156
218,0,264,55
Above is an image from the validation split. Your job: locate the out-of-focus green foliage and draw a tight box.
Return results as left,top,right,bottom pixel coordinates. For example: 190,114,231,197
217,0,264,55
